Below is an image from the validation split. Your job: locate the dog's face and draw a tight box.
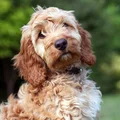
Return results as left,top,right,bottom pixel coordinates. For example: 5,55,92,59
30,7,81,71
14,6,96,86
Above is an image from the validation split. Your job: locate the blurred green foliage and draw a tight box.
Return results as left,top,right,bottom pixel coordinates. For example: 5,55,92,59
0,0,32,57
0,0,120,94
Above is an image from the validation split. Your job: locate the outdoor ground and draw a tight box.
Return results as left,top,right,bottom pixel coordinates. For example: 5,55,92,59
101,94,120,120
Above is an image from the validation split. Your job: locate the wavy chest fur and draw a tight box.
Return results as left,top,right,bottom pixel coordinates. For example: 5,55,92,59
0,69,101,120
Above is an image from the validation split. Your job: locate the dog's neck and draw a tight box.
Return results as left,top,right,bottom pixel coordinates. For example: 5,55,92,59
47,63,87,82
65,67,83,75
49,63,84,75
48,66,88,86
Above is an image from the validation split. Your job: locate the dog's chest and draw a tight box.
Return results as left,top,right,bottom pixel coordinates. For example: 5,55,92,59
39,79,83,120
28,74,101,120
18,74,101,120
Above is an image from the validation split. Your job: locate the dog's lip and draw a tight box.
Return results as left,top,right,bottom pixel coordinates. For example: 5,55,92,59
52,51,72,67
54,51,71,62
60,51,71,57
58,51,72,61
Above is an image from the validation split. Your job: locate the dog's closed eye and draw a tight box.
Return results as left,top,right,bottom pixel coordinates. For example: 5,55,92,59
63,23,69,27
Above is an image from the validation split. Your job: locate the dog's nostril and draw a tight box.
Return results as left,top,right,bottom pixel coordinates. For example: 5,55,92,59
55,39,67,51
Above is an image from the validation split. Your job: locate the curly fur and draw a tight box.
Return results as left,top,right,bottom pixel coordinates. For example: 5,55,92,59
0,6,102,120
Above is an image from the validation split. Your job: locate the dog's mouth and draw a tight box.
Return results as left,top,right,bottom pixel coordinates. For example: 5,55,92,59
59,51,72,61
50,51,72,70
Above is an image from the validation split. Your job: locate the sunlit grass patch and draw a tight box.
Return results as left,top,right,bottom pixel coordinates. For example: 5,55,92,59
101,94,120,120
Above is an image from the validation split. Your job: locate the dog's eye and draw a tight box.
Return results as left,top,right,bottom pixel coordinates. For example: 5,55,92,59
39,31,46,39
63,23,69,27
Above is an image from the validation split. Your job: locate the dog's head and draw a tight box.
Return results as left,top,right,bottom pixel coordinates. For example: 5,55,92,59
14,6,96,87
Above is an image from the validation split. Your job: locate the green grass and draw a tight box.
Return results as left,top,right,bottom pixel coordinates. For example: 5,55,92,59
101,94,120,120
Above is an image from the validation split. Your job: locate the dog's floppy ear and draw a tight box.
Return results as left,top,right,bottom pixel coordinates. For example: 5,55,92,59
13,27,47,87
77,24,96,65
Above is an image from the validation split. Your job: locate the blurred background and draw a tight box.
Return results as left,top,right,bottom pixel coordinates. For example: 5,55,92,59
0,0,120,119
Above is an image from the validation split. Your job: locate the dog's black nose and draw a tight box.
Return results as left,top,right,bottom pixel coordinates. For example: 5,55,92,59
55,39,67,51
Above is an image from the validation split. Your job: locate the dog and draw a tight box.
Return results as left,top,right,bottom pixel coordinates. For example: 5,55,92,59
0,6,102,120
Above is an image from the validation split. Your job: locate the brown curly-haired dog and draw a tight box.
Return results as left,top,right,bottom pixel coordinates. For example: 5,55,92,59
0,6,102,120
